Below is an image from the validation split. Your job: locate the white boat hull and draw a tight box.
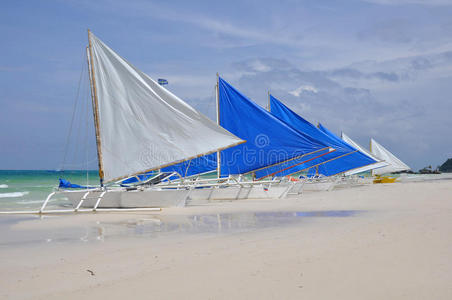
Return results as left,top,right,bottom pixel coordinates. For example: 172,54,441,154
286,181,304,195
334,176,372,188
187,184,291,204
303,181,336,191
61,188,190,208
60,181,293,209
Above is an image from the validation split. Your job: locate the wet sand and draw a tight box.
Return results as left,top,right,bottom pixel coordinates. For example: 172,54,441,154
0,180,451,299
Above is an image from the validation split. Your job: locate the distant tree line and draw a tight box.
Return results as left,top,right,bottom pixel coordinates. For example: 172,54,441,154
418,165,440,174
395,158,452,174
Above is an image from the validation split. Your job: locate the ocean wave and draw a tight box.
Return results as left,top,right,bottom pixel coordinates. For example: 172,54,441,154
0,184,8,188
18,199,48,204
0,191,30,198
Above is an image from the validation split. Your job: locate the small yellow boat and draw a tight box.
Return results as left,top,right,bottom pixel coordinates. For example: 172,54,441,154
373,175,397,184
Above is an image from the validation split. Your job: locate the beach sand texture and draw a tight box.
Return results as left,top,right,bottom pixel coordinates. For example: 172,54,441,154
0,180,451,299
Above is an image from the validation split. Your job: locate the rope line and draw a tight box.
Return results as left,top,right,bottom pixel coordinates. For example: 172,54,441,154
60,52,86,170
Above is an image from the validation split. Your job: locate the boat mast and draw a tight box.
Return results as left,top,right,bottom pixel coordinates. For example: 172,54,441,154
216,73,221,179
253,90,270,181
87,29,105,186
267,91,270,112
369,139,373,177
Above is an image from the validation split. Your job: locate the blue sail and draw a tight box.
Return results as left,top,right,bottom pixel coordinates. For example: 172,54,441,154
316,123,377,175
120,153,217,184
121,172,157,184
255,95,376,178
217,77,329,176
161,153,217,178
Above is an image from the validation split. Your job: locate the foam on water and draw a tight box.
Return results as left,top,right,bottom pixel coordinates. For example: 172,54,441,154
0,191,29,198
0,170,99,210
17,199,50,205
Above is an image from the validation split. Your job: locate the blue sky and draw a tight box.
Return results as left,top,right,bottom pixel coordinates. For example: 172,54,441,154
1,0,451,171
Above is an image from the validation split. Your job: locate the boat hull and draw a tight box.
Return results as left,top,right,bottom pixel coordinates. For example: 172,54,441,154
303,181,336,191
187,184,291,204
373,176,397,184
60,182,293,208
61,188,190,208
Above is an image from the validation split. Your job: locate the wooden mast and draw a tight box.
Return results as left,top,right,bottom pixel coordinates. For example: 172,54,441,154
267,91,270,112
256,90,271,180
369,139,373,177
87,29,104,186
216,73,221,179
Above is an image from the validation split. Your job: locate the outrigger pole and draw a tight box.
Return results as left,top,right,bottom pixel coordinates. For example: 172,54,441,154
87,29,105,187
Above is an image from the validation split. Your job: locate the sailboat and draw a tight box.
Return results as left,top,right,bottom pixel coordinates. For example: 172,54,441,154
55,31,245,209
252,95,382,191
159,77,334,202
316,123,382,177
369,138,410,182
341,132,389,176
48,31,334,209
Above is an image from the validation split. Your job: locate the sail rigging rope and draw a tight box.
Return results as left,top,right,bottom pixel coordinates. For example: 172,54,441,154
71,65,88,167
60,53,86,171
85,72,91,186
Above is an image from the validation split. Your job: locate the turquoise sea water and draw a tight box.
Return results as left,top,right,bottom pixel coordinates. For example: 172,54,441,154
0,170,99,211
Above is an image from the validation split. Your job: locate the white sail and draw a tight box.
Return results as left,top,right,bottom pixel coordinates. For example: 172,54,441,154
88,32,244,183
341,132,389,176
370,138,410,175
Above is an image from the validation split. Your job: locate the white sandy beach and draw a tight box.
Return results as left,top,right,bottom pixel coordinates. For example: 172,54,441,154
1,180,451,299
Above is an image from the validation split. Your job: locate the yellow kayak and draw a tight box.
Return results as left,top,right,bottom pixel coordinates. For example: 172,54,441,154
373,175,397,184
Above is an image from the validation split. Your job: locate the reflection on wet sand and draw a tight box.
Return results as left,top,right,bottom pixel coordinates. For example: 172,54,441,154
102,210,363,239
0,210,363,246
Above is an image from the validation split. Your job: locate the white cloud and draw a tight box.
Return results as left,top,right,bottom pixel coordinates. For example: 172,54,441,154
75,0,305,48
227,55,452,171
289,85,318,97
249,60,272,72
